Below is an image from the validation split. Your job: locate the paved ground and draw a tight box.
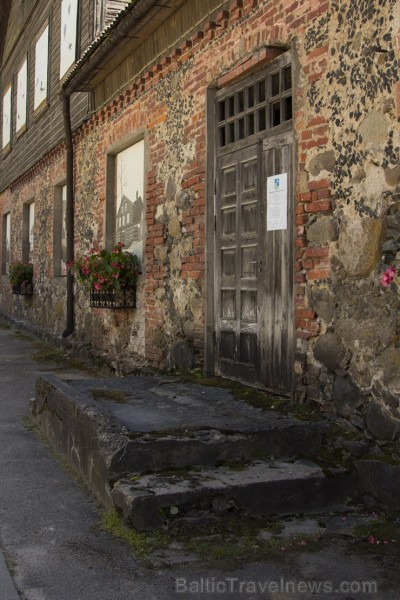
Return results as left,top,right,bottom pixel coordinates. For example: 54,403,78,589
0,323,399,600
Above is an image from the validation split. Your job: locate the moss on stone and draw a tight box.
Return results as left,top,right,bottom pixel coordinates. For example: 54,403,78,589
90,388,129,403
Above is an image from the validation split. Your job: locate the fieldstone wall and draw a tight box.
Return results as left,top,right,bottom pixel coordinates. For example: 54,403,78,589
297,0,400,448
0,147,69,336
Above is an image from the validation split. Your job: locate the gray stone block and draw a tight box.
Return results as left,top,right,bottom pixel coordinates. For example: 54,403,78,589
356,460,400,510
314,333,345,372
307,216,338,243
365,399,400,441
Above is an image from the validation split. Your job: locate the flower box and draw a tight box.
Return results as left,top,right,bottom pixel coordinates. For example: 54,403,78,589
9,261,33,296
89,285,136,309
68,243,140,309
12,282,33,296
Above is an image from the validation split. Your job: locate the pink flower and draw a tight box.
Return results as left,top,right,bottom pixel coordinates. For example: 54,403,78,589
380,266,396,288
93,281,102,290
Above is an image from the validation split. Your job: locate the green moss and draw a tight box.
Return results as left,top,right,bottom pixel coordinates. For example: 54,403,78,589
100,510,169,566
90,388,129,403
353,515,400,544
180,370,322,421
100,509,323,568
31,341,98,374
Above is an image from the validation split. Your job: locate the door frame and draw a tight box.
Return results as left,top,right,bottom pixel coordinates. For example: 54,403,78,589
205,50,296,394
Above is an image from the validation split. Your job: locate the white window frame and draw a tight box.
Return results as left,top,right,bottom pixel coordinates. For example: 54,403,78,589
60,0,79,79
2,85,12,149
34,25,49,110
16,57,28,134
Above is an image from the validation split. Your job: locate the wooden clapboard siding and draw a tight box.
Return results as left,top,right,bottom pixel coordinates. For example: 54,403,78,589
0,0,92,192
93,0,226,108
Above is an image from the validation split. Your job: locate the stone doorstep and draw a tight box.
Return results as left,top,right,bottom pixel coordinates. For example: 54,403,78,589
32,374,357,532
33,375,327,485
110,421,326,476
111,461,355,531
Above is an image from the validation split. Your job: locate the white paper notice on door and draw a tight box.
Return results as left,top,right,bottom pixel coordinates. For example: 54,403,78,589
267,172,288,231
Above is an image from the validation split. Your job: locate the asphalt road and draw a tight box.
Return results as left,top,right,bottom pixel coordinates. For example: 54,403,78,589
0,325,175,600
0,324,398,600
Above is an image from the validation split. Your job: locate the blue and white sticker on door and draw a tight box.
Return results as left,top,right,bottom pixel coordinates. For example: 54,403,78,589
267,172,288,231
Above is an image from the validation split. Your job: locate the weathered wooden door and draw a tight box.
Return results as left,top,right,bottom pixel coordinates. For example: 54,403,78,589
215,143,263,385
260,132,294,392
213,53,294,392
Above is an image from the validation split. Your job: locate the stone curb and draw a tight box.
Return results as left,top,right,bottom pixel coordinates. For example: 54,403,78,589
0,550,19,600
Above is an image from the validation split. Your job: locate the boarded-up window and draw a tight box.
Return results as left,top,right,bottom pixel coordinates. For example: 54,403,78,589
2,213,11,274
23,201,35,263
60,0,78,78
115,140,144,263
2,86,11,149
16,58,28,134
34,25,49,110
54,185,67,276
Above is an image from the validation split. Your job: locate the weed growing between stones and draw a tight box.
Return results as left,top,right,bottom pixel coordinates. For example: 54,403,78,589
100,510,325,568
31,341,98,374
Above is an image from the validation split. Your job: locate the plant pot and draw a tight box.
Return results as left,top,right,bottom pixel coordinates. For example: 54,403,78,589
12,282,33,296
89,285,136,309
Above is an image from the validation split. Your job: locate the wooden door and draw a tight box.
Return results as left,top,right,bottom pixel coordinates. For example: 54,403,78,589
211,51,294,393
215,143,262,385
261,132,294,392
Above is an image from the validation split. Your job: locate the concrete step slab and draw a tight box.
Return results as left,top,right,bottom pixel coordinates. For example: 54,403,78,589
111,460,355,531
32,375,329,507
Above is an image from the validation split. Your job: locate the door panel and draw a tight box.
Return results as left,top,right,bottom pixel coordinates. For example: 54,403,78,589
215,143,262,385
214,134,294,392
261,133,294,392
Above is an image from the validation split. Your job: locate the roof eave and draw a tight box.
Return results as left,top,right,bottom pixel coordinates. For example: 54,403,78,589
61,0,159,95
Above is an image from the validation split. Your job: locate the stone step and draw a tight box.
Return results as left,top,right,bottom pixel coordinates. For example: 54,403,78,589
32,374,346,529
111,460,355,531
110,419,326,477
60,375,328,475
32,375,329,503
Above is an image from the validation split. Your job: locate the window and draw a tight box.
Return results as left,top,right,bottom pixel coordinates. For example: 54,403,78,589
106,139,145,265
2,85,12,149
115,141,144,263
95,0,129,36
2,213,11,274
94,0,105,35
60,0,79,79
34,25,49,110
216,60,292,149
54,184,67,276
23,201,35,263
16,58,28,134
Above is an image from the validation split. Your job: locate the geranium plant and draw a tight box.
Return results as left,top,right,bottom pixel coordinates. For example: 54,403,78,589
67,243,139,292
379,264,400,293
8,261,33,287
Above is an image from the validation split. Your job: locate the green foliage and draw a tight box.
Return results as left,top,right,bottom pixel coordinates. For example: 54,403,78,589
68,243,139,291
8,261,33,286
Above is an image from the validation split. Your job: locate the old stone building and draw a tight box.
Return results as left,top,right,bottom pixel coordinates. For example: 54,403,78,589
1,0,400,444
